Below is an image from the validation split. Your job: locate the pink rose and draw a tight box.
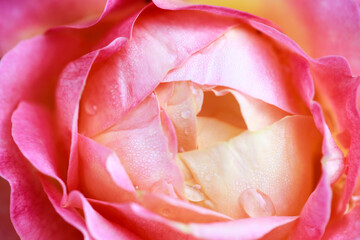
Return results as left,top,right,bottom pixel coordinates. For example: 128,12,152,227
1,0,359,239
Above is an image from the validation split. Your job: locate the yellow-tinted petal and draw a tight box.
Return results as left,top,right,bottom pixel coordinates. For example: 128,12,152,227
197,116,244,149
178,115,321,218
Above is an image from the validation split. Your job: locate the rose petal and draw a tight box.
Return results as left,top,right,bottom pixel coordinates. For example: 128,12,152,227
198,90,246,129
0,33,90,239
87,197,297,239
188,216,297,240
10,102,88,238
79,7,240,137
154,0,360,75
0,0,147,56
0,0,106,55
93,94,184,195
323,203,360,239
0,177,19,240
86,200,192,239
288,0,360,75
40,176,92,240
11,102,67,190
308,56,359,214
290,167,332,239
157,81,203,151
164,26,308,115
56,3,145,190
7,171,83,240
67,191,141,240
78,134,135,202
196,117,244,149
178,115,322,218
231,91,289,131
138,192,232,223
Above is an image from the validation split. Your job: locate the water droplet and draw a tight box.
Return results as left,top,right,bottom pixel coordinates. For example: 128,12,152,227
135,185,139,190
181,109,191,119
184,128,190,136
184,184,205,202
189,84,204,113
205,174,212,181
239,188,275,218
161,207,172,217
85,102,98,115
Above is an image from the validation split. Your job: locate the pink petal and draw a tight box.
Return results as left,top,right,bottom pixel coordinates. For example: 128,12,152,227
56,7,144,190
93,94,184,195
288,0,360,75
309,57,360,214
219,89,289,131
188,216,297,240
69,192,297,239
138,192,232,223
56,51,101,191
0,0,147,56
164,26,308,115
290,166,332,239
8,173,83,240
156,81,203,151
90,198,296,239
78,134,135,202
67,191,141,240
40,176,92,240
323,203,360,239
79,6,240,137
10,102,87,238
154,0,360,75
87,200,192,239
2,153,82,240
11,102,66,190
0,177,18,240
0,0,105,55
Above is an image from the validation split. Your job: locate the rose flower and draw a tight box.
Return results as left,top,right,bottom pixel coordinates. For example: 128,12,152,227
0,0,360,239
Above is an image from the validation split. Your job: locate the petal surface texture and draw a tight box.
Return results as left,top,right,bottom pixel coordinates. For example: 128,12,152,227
93,94,184,195
178,116,321,218
155,0,360,75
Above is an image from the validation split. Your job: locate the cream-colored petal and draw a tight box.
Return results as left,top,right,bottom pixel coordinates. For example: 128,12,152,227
178,115,321,218
198,91,246,129
197,116,244,149
232,91,289,131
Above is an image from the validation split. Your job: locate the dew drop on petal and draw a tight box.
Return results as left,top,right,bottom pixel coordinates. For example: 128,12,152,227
239,188,276,218
135,185,139,190
168,151,174,159
204,174,212,181
184,184,205,202
181,109,191,119
161,207,173,217
85,102,98,115
184,128,190,136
